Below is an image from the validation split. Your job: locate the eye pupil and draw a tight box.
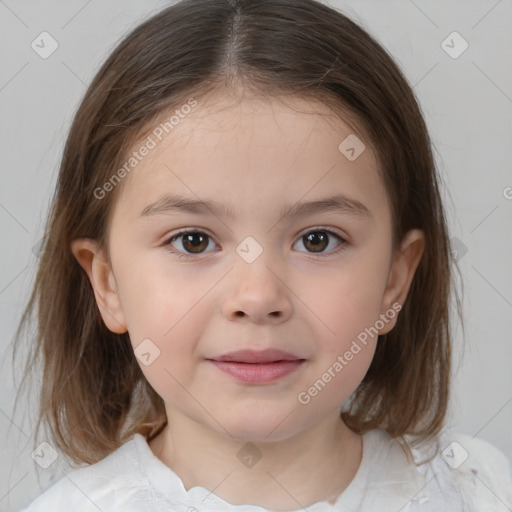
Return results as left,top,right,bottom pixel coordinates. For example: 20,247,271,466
304,232,328,253
183,233,208,252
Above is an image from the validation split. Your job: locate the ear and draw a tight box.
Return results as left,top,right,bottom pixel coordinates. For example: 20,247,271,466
378,229,425,335
70,238,127,334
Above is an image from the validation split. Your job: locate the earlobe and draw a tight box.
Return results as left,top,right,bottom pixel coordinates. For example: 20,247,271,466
378,229,425,335
70,238,128,334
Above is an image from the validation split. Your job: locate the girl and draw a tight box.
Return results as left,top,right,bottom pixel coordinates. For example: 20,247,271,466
12,0,512,510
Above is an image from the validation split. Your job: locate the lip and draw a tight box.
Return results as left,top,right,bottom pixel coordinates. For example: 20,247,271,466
206,349,305,384
209,348,301,364
209,360,305,384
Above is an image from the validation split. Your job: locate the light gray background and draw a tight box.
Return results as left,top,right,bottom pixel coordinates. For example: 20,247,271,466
1,0,511,510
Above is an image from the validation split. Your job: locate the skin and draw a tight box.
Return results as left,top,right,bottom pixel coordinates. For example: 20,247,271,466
72,89,424,510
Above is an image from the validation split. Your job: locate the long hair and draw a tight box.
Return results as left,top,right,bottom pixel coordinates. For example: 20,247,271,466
11,0,462,465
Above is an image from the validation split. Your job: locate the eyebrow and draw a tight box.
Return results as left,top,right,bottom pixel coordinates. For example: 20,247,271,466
139,193,373,222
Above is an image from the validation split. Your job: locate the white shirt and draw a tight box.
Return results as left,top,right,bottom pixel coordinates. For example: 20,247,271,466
19,428,512,511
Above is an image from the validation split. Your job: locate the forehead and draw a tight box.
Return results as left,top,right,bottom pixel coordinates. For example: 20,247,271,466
112,92,388,224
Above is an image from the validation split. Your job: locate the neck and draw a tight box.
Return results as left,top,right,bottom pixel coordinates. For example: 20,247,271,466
149,407,363,510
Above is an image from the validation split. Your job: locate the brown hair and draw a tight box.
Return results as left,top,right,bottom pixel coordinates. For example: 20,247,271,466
11,0,463,466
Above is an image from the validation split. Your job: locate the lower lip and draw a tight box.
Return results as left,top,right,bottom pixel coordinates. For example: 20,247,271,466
209,360,304,384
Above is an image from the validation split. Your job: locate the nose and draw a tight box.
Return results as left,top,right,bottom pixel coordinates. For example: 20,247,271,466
222,254,293,324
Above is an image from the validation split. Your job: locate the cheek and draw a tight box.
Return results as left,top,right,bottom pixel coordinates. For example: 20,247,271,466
115,258,202,379
118,251,203,337
302,257,388,346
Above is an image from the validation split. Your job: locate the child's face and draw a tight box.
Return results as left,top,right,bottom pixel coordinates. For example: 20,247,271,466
76,92,423,442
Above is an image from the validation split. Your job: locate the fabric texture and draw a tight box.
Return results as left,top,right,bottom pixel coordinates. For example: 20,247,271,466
18,428,512,512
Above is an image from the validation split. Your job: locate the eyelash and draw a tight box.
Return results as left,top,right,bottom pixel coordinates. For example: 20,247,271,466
163,227,348,260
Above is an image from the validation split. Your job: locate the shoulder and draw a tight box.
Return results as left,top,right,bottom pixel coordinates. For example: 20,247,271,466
18,434,153,512
405,430,512,510
357,428,512,511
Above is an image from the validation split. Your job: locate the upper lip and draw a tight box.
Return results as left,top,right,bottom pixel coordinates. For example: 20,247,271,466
208,349,303,364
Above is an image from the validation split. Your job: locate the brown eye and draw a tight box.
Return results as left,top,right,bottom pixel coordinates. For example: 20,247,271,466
165,228,347,260
303,231,329,252
181,232,209,253
166,230,215,256
294,229,346,256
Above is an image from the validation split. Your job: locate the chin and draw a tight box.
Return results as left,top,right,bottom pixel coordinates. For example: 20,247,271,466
214,410,303,444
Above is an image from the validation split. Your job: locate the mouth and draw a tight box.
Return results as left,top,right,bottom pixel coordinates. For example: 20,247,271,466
207,348,303,364
206,349,305,384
